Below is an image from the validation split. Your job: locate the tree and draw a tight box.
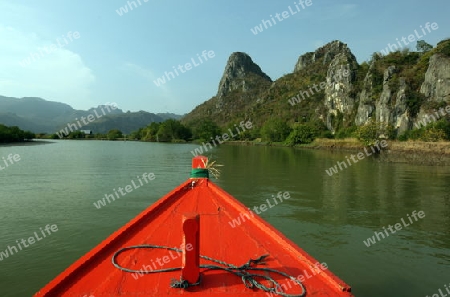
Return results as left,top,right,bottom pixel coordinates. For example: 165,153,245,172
0,124,35,142
68,131,85,139
416,40,433,53
143,122,161,141
355,121,378,145
260,118,291,142
285,124,317,145
421,127,446,142
157,119,191,142
191,119,221,142
107,129,123,140
354,120,394,145
129,128,144,140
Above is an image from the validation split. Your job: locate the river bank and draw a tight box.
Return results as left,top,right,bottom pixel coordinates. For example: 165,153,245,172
226,138,450,165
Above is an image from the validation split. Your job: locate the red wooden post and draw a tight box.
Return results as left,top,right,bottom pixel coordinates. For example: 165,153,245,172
191,156,209,179
182,213,200,285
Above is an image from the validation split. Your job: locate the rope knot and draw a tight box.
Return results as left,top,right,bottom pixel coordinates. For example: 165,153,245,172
170,279,190,289
239,254,269,269
241,274,258,289
113,246,306,296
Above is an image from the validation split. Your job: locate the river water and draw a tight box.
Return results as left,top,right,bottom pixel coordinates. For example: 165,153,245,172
0,140,449,296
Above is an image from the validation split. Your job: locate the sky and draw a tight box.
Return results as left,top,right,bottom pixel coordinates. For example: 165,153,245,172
0,0,449,115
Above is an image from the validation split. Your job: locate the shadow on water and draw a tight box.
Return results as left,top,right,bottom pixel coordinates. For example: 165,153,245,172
0,140,55,147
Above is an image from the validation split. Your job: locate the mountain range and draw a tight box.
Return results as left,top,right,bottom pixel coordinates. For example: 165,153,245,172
182,39,450,139
1,38,449,139
0,96,182,134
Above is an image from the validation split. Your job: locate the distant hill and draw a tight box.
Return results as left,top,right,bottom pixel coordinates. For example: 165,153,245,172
79,110,166,134
156,113,184,121
0,96,182,134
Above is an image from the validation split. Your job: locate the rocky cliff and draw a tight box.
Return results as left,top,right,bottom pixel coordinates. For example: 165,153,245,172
217,52,271,100
420,53,450,104
183,39,450,138
182,52,272,126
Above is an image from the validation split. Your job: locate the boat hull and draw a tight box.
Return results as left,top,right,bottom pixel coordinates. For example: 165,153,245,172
34,178,353,296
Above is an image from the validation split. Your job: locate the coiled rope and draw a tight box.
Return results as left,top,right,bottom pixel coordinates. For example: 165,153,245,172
112,244,306,297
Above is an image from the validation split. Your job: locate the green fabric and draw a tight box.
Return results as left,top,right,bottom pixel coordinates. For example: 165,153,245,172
190,168,209,178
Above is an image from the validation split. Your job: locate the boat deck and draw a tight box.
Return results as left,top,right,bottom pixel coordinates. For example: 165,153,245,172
34,178,352,296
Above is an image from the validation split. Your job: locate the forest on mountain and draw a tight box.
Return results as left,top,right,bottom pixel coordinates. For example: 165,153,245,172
130,39,450,146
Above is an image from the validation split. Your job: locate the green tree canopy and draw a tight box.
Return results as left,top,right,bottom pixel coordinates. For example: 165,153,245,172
285,124,317,145
260,118,292,142
107,129,123,140
0,124,35,143
191,119,221,142
156,119,191,142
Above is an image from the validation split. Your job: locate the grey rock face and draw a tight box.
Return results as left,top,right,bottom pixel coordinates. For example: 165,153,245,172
355,63,411,135
375,66,397,125
216,52,271,100
393,78,411,134
355,62,375,126
420,54,450,103
294,40,349,73
320,42,358,132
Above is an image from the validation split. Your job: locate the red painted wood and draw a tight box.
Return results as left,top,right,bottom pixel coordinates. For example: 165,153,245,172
182,213,200,285
34,159,354,297
192,156,208,169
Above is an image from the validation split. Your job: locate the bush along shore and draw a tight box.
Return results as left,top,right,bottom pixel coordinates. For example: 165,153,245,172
0,125,35,143
225,138,450,166
32,115,450,165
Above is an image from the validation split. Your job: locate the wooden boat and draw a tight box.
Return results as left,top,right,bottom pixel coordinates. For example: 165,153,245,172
34,156,353,297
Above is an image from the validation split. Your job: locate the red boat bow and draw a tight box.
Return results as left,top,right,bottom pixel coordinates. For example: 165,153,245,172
34,156,353,297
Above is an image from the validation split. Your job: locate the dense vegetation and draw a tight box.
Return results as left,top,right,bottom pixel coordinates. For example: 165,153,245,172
38,111,450,146
0,124,35,143
44,129,125,140
125,40,450,146
25,39,450,146
178,39,450,145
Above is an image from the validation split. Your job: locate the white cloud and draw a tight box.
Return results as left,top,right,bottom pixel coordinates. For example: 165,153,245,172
0,25,96,109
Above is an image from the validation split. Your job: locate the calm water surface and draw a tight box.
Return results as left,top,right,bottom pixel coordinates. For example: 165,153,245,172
0,140,449,296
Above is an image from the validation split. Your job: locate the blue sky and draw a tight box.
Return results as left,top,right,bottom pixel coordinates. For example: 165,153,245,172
0,0,449,115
